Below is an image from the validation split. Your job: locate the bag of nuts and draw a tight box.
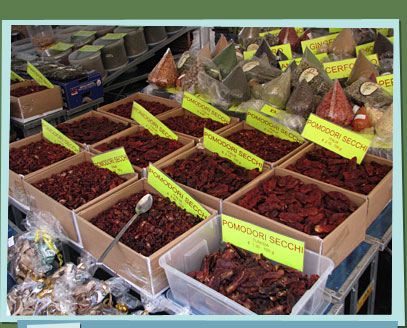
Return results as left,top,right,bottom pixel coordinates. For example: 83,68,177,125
148,48,179,88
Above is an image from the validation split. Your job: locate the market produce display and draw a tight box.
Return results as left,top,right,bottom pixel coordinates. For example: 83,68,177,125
161,114,227,137
107,99,174,119
10,85,47,97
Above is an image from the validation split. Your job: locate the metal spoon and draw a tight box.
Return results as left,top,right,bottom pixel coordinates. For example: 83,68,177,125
96,193,153,264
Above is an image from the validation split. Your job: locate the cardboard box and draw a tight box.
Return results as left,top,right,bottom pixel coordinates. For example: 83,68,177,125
278,143,392,228
89,125,195,174
10,80,63,119
223,167,368,267
56,110,132,149
217,121,309,167
76,178,217,297
9,132,82,205
97,92,181,125
157,108,240,143
154,145,271,212
23,152,138,242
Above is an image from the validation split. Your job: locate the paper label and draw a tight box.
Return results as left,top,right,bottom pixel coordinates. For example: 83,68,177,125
50,42,73,51
376,28,389,36
73,30,96,37
279,53,328,71
360,82,379,96
203,128,264,171
78,45,104,52
221,215,305,272
301,33,339,54
243,61,260,72
27,62,54,88
355,41,375,56
91,147,135,175
376,74,393,94
101,33,127,40
299,67,319,82
246,109,305,144
323,54,379,79
42,120,80,154
302,114,372,164
260,104,282,117
177,53,190,69
8,236,15,248
10,70,25,82
329,28,343,33
147,164,211,220
131,101,178,140
182,92,231,124
243,43,293,61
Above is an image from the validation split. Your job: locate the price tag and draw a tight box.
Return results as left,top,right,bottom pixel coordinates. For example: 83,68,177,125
73,30,96,37
302,114,372,164
376,74,393,94
148,164,211,220
376,28,389,36
203,128,264,171
131,101,178,140
323,54,379,79
259,27,304,38
246,110,305,144
10,70,25,82
50,42,73,51
279,53,329,71
243,43,292,61
91,147,134,175
355,41,375,56
301,33,339,54
182,92,231,124
78,45,104,52
221,215,305,272
101,33,127,40
42,120,80,154
27,62,54,89
329,28,343,33
260,104,282,117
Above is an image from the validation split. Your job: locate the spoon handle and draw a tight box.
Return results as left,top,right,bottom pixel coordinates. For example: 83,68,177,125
97,212,139,264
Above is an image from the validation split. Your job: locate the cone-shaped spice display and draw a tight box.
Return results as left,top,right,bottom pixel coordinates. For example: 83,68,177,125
148,48,179,88
223,65,251,103
278,27,300,52
347,51,379,85
254,39,278,67
286,79,316,119
373,33,393,59
212,34,228,58
212,41,238,78
330,28,357,57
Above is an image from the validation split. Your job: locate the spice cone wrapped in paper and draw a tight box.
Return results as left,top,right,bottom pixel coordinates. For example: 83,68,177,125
286,79,316,119
278,27,300,52
375,103,393,138
347,51,379,85
238,27,261,49
212,41,238,78
223,65,251,104
240,55,282,84
148,48,178,88
351,106,372,131
316,80,354,126
254,39,278,67
212,34,228,58
258,69,291,109
330,28,357,57
373,33,393,59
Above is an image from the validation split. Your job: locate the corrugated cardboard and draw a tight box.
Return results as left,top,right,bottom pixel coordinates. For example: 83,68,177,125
217,121,309,167
223,167,368,267
10,80,63,119
157,108,240,143
89,125,195,174
23,151,138,242
278,143,392,228
97,92,181,125
76,178,217,297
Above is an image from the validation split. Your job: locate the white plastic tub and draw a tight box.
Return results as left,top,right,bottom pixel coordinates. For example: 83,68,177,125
159,215,334,315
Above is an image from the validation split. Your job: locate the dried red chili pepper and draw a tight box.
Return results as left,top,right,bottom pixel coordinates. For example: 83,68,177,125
161,114,227,137
226,129,301,163
286,148,391,194
56,116,130,144
33,161,126,210
11,85,48,97
9,139,75,175
163,152,260,199
96,130,183,167
90,191,202,256
108,99,173,119
188,243,319,315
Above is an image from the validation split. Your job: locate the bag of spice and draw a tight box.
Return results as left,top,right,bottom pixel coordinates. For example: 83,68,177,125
316,80,354,126
195,70,233,109
345,77,393,109
330,28,357,57
176,51,197,74
352,28,376,45
182,55,221,93
239,55,282,83
238,27,261,49
254,69,292,109
212,41,238,79
223,65,251,105
379,59,393,74
254,39,278,67
347,51,379,85
148,48,179,88
212,34,228,58
286,79,317,119
375,103,393,138
374,33,393,59
351,106,372,132
278,27,300,53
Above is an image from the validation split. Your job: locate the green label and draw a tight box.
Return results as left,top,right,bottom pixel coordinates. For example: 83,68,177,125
182,92,231,124
148,164,211,220
329,28,343,33
50,42,73,51
203,128,264,171
301,33,339,54
221,215,305,272
246,109,305,144
260,104,282,117
101,33,127,40
42,120,80,154
376,74,393,95
10,70,25,82
78,45,104,52
27,62,54,89
91,147,135,175
243,43,293,61
323,54,379,79
302,114,372,164
279,53,328,71
73,30,96,37
131,101,178,140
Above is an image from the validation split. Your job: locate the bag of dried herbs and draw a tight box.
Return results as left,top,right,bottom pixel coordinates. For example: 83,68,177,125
239,55,282,84
212,41,238,79
329,28,357,57
285,79,317,119
222,65,251,105
347,51,379,85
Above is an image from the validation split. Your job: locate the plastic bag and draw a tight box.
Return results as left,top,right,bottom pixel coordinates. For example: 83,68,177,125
374,33,393,59
278,27,300,53
7,281,44,315
233,99,266,114
375,103,393,138
351,106,372,131
239,55,282,84
194,70,233,109
286,79,317,119
365,103,385,126
212,34,228,58
330,28,357,57
253,70,291,109
182,55,221,94
347,51,379,85
352,28,376,45
271,111,306,134
212,41,238,78
238,27,261,49
148,48,179,88
379,59,393,74
223,65,251,105
176,51,197,74
368,134,393,160
316,80,354,126
254,39,278,67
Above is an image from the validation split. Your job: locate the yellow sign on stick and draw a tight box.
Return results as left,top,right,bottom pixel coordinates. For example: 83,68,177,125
323,54,379,79
42,120,80,154
27,62,54,89
376,74,393,94
243,43,293,61
301,33,339,54
91,147,134,175
11,71,25,82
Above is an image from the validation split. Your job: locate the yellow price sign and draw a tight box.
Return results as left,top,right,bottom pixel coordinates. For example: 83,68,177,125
329,28,344,33
243,43,293,61
148,164,211,220
301,33,339,54
355,41,375,56
27,62,54,89
302,114,372,164
11,70,25,82
42,120,80,154
260,104,282,117
376,74,393,95
221,215,305,272
91,147,134,175
131,101,178,140
323,54,379,79
279,53,328,71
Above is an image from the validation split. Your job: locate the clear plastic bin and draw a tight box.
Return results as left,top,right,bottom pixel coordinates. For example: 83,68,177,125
159,215,334,315
26,25,55,47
